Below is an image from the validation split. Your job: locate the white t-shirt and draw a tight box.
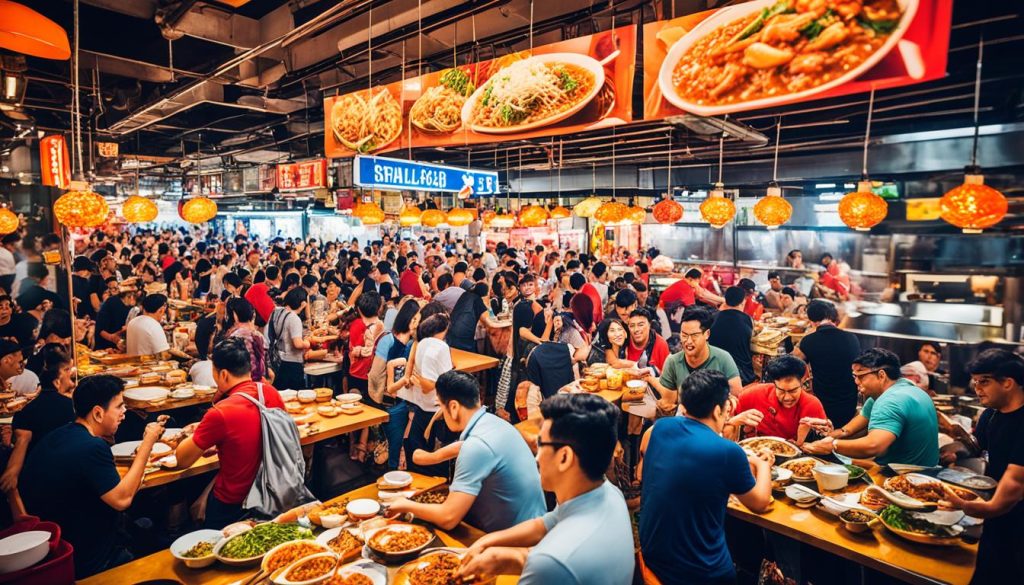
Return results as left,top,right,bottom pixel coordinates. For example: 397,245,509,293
0,248,14,276
592,281,609,305
126,314,170,355
189,360,216,387
401,337,453,412
9,369,39,396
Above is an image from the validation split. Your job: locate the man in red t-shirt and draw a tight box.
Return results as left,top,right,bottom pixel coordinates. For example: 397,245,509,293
659,278,696,309
570,273,604,329
399,263,428,299
728,355,825,445
173,338,285,528
624,309,669,372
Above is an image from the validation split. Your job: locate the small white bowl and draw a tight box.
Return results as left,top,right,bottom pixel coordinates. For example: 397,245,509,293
382,471,412,487
169,529,221,569
345,499,381,521
0,530,50,575
785,484,820,508
336,393,362,405
279,390,298,402
297,390,317,403
318,513,346,529
812,464,851,492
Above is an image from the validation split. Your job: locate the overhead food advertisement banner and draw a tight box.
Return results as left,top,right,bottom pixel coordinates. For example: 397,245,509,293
643,0,952,120
277,159,328,191
324,25,636,158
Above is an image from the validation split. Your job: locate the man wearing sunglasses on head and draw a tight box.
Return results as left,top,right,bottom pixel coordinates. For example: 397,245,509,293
725,355,826,446
802,348,938,467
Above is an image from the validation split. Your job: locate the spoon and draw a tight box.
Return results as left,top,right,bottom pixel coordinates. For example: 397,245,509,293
864,484,938,512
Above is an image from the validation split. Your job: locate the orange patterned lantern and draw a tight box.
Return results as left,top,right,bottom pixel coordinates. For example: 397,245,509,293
518,205,550,227
625,205,647,224
0,208,18,235
549,206,570,219
421,209,446,227
939,170,1007,233
481,209,496,226
357,202,385,225
753,185,792,230
447,208,474,227
399,205,422,227
652,196,683,224
838,181,888,231
122,195,158,223
594,200,628,224
180,196,218,224
699,184,735,229
54,187,109,227
573,196,603,218
491,212,516,228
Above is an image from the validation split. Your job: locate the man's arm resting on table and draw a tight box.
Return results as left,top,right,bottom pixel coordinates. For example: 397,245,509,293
835,429,896,458
472,517,547,549
0,430,31,492
393,491,476,531
174,436,206,470
101,426,162,511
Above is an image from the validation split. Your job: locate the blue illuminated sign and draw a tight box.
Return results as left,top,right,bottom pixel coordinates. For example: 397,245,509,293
353,155,500,196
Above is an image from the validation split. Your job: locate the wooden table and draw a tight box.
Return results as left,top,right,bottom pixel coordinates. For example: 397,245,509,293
304,361,344,377
727,464,977,585
82,473,517,585
137,393,214,413
126,405,388,490
451,348,499,373
515,388,624,442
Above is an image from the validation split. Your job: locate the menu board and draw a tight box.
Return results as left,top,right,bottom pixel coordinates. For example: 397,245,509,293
277,159,328,191
643,0,952,120
324,26,636,158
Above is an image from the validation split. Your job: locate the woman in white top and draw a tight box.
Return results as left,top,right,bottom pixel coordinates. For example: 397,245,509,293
400,313,454,475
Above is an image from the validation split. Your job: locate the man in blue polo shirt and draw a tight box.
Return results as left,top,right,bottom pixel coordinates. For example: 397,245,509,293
389,370,545,532
457,393,634,584
640,370,775,585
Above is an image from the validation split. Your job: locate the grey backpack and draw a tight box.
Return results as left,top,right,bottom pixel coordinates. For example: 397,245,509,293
238,383,315,518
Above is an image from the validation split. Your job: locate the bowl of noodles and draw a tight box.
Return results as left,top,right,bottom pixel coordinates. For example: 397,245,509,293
410,68,476,135
461,52,606,134
658,0,918,116
330,87,403,154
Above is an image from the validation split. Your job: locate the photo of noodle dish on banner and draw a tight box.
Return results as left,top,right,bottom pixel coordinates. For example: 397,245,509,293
323,25,636,158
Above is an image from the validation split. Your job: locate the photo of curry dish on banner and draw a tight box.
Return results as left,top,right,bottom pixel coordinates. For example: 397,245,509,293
323,26,636,158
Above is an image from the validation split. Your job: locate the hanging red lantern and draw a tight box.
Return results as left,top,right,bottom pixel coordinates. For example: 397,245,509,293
838,181,888,231
652,196,683,224
594,200,628,224
939,170,1007,233
699,184,735,229
549,206,571,219
625,205,647,224
753,184,792,229
0,208,18,235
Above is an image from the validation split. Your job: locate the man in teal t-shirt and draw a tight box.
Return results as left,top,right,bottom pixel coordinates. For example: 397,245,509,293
803,348,938,467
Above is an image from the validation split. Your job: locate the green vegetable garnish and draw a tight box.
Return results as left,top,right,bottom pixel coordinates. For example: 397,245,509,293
498,104,528,125
857,15,899,35
800,9,836,40
481,84,494,107
844,464,865,479
734,0,793,43
219,523,313,559
440,68,475,97
558,70,579,93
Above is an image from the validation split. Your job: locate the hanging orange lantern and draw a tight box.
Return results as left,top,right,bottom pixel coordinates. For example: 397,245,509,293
421,209,446,227
121,195,158,223
518,205,550,227
594,200,628,224
573,196,603,218
54,187,109,227
356,202,385,225
625,205,647,224
838,180,887,231
447,208,474,227
0,208,18,235
481,209,496,226
699,184,735,229
753,184,792,230
399,205,422,227
939,169,1007,233
491,212,516,228
549,206,570,219
180,196,218,224
652,196,683,224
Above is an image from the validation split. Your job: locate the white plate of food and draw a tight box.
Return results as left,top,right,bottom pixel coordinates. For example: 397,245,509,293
461,52,610,134
111,440,171,460
329,88,403,154
738,436,801,459
658,0,919,116
328,558,388,585
364,523,435,559
124,386,170,403
169,529,222,569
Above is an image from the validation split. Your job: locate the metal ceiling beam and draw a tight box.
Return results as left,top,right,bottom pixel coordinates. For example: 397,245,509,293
80,0,156,20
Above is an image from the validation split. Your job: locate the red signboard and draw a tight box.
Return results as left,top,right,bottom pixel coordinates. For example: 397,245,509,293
277,159,328,191
39,135,71,188
643,0,952,119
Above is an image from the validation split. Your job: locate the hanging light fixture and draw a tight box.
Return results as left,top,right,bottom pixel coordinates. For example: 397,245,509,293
625,199,647,224
181,196,217,224
595,134,629,224
700,131,735,229
399,204,422,226
421,208,446,227
447,207,474,227
481,209,496,226
940,36,1007,233
654,133,683,224
122,195,158,223
491,209,516,228
0,206,18,235
519,204,549,227
753,118,793,229
839,89,888,231
550,205,571,219
574,162,602,218
358,201,386,225
0,0,71,60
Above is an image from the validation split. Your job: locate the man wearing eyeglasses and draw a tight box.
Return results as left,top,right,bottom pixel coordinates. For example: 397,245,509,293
802,348,938,467
940,349,1024,584
458,394,634,585
725,355,825,445
646,306,741,414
